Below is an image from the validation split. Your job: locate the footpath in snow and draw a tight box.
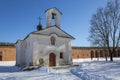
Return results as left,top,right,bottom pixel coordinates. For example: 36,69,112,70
72,58,120,80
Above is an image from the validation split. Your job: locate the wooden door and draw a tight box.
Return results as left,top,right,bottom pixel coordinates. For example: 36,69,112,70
49,53,56,66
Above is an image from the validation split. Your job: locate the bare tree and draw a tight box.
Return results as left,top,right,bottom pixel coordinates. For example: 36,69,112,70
88,0,120,61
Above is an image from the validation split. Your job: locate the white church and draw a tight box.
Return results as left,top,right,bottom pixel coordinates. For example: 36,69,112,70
16,7,75,67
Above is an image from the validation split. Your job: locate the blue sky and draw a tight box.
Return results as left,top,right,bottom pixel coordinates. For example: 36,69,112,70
0,0,108,46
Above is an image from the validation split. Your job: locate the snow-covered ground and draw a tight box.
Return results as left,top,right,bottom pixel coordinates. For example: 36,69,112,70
72,57,120,80
0,58,120,80
0,61,16,66
0,61,80,80
0,67,81,80
71,61,120,80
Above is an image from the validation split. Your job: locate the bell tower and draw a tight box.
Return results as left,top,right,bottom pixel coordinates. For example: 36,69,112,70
45,7,62,28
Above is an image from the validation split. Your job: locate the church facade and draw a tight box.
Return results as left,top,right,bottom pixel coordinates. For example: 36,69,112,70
16,8,74,67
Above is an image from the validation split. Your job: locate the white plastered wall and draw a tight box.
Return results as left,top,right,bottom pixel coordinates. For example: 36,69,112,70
31,33,72,66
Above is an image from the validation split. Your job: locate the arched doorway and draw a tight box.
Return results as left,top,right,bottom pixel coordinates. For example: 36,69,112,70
49,53,56,66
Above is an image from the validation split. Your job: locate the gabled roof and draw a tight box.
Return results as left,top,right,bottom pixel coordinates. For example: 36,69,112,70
44,7,62,15
31,26,75,39
16,26,75,44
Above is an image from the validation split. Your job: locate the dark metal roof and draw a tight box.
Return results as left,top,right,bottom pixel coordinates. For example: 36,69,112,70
72,46,99,49
72,46,120,49
0,42,15,46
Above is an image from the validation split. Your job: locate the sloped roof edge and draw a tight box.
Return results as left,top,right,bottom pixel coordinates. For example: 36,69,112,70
44,7,62,15
31,26,75,39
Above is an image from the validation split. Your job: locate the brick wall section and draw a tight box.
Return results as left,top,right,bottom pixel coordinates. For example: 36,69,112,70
72,47,120,59
0,44,120,61
0,45,16,61
72,47,107,59
72,47,92,59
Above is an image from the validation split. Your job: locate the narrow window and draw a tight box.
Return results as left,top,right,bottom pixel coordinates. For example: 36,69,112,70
83,54,84,56
95,50,98,58
77,55,79,59
60,52,63,59
51,36,56,45
118,50,120,57
100,50,103,57
0,52,2,61
91,50,94,59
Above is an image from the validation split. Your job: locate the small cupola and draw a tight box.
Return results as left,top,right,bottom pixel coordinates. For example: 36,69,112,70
37,24,43,31
36,17,43,31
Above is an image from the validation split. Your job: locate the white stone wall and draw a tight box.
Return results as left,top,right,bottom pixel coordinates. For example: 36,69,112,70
24,36,33,66
16,41,21,66
21,41,26,65
16,35,33,67
16,30,73,67
31,33,72,66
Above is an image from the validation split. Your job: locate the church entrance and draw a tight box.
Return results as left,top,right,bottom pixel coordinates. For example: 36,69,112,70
49,53,56,66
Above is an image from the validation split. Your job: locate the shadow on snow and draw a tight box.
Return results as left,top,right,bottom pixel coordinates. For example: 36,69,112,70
0,66,20,73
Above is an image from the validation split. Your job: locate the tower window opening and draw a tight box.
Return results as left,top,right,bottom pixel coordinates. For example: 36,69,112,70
52,13,56,26
52,13,56,19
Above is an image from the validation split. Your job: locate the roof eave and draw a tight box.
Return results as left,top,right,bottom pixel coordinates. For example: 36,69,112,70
44,7,62,15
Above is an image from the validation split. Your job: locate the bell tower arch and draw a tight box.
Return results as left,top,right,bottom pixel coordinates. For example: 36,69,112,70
45,7,62,28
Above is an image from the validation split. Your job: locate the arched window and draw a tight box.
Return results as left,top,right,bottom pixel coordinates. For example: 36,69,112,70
104,50,108,57
91,50,94,60
77,55,79,59
100,50,103,57
118,50,120,57
60,52,63,59
51,36,56,45
0,52,2,61
114,50,117,57
95,50,98,58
